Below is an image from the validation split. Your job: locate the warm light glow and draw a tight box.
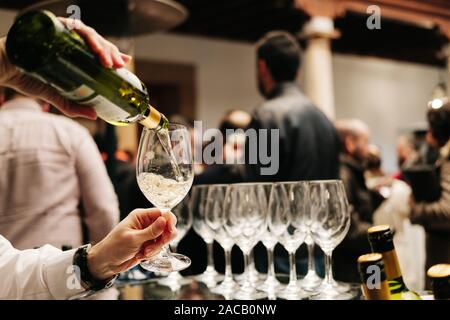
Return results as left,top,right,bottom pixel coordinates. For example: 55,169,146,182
429,98,444,110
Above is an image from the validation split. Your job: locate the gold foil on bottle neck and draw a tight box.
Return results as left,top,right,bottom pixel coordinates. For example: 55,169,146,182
139,105,162,129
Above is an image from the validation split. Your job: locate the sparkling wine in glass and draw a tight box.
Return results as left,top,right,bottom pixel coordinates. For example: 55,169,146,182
136,124,194,273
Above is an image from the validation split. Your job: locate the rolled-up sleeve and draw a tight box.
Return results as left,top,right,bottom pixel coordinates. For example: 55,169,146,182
0,235,85,299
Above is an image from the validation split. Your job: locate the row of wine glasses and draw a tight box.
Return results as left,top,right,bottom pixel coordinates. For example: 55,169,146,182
133,124,355,300
182,180,354,300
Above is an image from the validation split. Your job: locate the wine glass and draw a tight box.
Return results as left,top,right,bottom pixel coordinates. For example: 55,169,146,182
136,124,194,273
298,181,323,291
205,184,238,298
191,185,223,287
236,183,271,286
276,182,310,300
157,195,193,290
309,180,353,300
258,183,283,297
223,183,268,300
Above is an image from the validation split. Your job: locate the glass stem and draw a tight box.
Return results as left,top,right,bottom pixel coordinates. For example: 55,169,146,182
324,251,334,285
206,241,214,270
159,245,170,258
307,242,315,273
267,247,276,280
249,248,256,272
242,252,253,290
224,248,233,282
288,251,298,286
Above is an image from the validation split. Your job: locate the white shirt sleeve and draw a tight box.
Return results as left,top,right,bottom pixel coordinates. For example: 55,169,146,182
0,235,86,299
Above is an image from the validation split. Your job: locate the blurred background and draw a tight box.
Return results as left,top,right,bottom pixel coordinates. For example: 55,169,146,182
1,0,448,173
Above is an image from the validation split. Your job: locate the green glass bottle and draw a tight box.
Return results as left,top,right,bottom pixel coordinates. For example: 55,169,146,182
367,225,421,300
5,10,168,129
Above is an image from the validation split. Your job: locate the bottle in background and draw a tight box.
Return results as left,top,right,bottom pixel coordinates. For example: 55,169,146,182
427,264,450,300
367,225,421,300
6,10,168,130
358,253,391,300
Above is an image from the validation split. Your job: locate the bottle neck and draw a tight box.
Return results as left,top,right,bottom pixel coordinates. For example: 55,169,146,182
139,105,167,130
380,249,403,281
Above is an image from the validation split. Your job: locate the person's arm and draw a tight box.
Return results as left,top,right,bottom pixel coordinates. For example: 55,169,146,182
0,209,176,300
75,129,120,243
0,236,84,299
411,160,450,231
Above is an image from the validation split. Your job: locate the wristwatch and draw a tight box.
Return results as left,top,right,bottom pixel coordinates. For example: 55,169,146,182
70,244,118,298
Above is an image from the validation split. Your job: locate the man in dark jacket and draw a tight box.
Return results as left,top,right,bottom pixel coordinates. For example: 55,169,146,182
245,31,340,276
245,31,340,182
334,119,376,282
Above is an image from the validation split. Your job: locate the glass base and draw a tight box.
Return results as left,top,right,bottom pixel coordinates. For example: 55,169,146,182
211,277,238,297
140,253,191,273
278,282,311,300
300,270,323,292
158,272,193,290
233,286,268,300
194,267,223,288
257,276,283,294
309,280,357,300
236,270,264,285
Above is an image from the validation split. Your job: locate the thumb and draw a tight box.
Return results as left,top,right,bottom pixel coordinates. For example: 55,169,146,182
138,216,167,242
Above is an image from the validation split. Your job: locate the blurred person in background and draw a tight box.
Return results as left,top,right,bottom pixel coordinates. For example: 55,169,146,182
0,88,119,251
245,31,340,277
94,123,134,221
394,134,419,180
194,109,251,185
369,142,426,290
245,31,340,183
334,119,377,282
410,99,450,286
365,144,392,203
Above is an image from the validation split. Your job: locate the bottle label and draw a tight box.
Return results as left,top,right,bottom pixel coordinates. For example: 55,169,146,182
84,94,130,122
63,85,130,122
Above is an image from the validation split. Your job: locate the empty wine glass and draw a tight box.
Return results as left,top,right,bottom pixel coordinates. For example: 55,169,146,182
191,185,222,287
277,182,310,300
205,184,238,298
291,181,323,291
259,183,283,296
223,183,268,300
309,180,353,300
157,195,193,290
136,124,194,273
236,183,271,286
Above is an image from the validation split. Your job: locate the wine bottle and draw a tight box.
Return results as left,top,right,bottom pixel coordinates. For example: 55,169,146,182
427,264,450,300
357,253,391,300
5,10,168,130
367,225,421,300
